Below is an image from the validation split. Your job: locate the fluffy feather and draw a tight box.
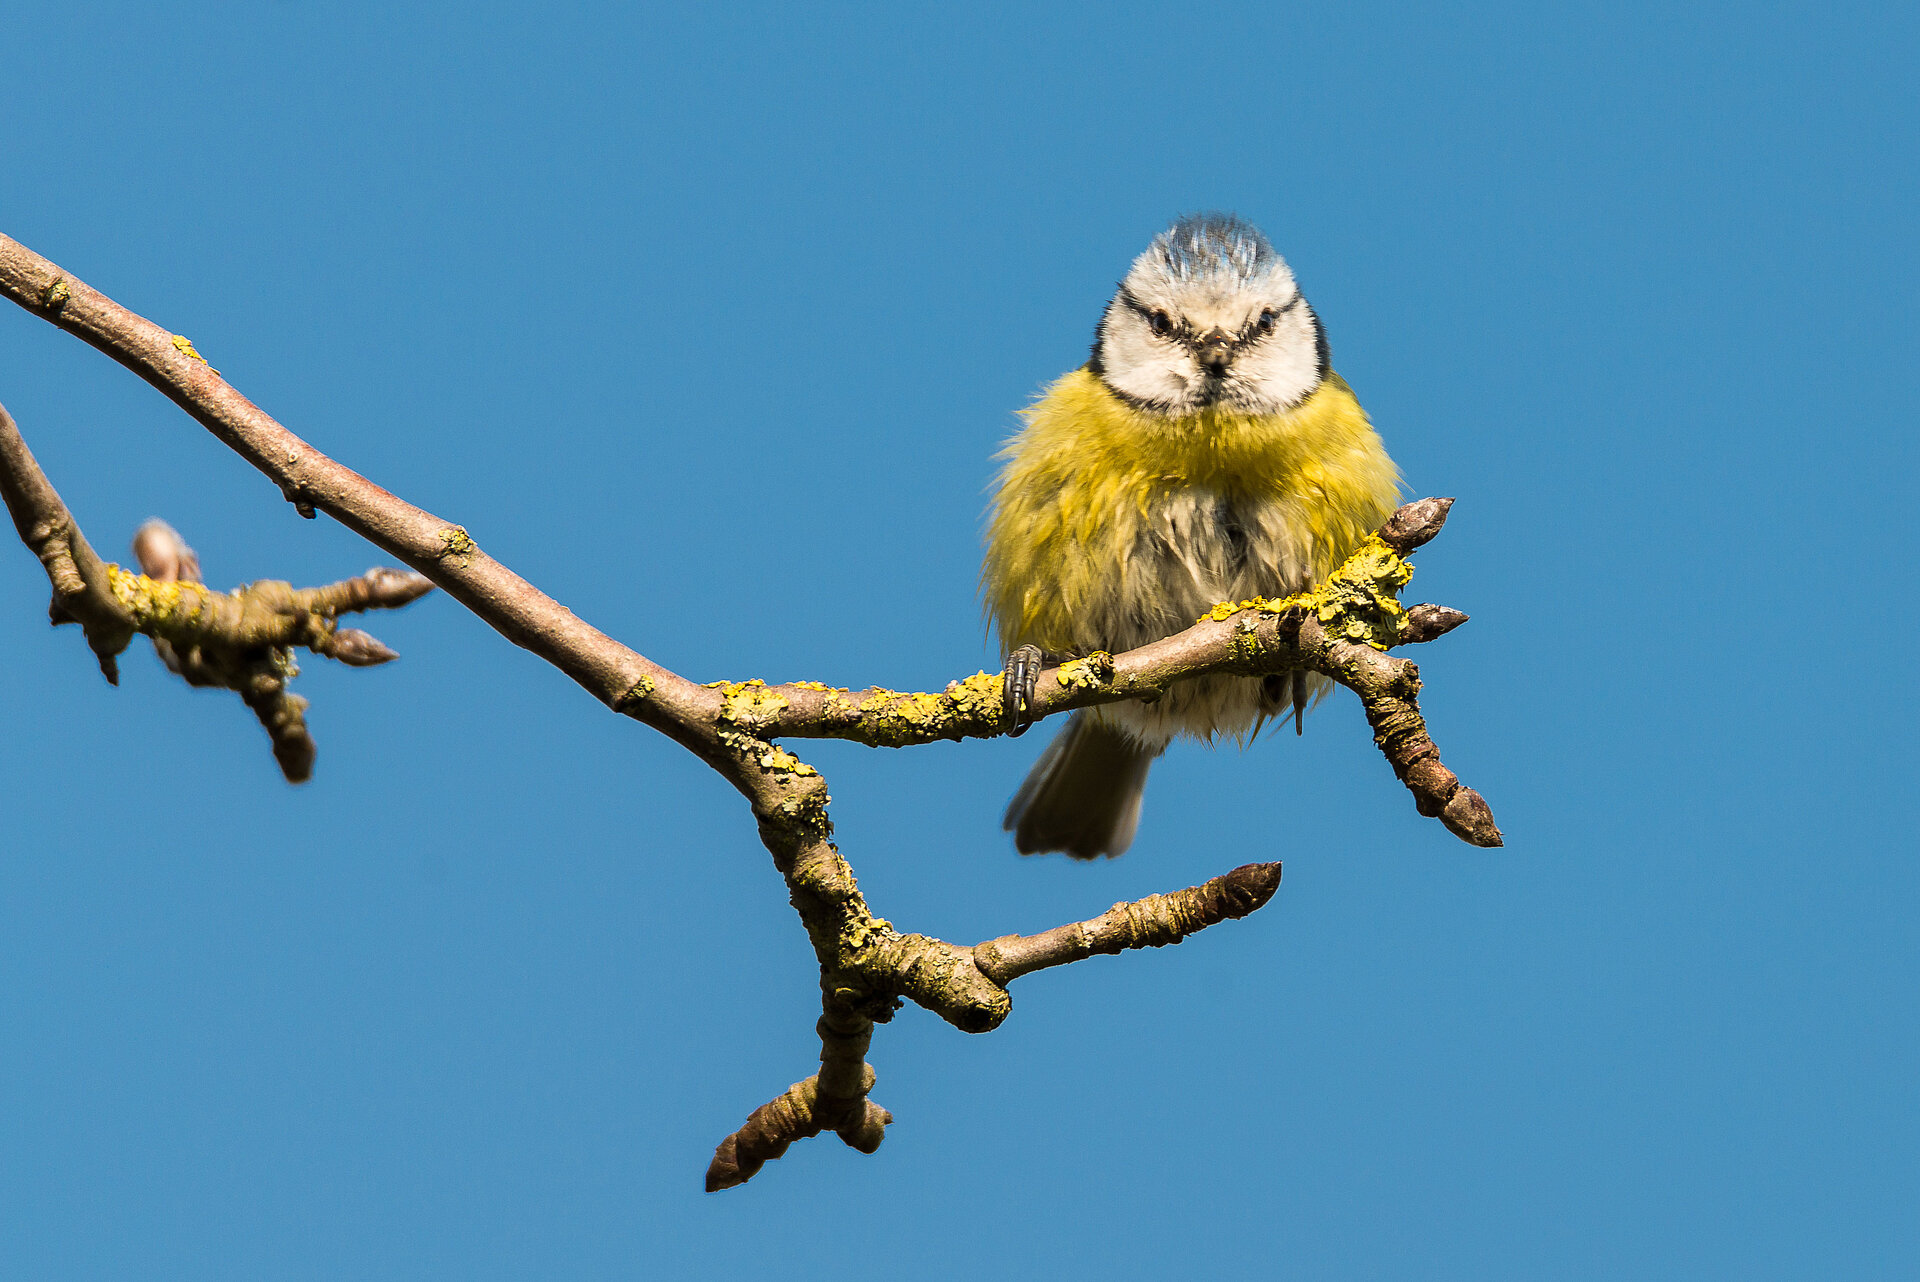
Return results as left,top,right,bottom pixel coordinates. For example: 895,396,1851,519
985,367,1399,746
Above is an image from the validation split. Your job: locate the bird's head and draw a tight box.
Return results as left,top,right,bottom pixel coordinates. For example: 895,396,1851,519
1091,213,1327,417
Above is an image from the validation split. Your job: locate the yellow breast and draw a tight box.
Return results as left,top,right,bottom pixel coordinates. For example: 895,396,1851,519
983,367,1401,657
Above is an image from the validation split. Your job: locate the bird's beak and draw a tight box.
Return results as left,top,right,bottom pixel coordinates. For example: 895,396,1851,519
1196,327,1234,375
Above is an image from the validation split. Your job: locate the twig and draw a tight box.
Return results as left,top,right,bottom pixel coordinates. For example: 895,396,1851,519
0,406,434,780
0,400,134,681
711,862,1283,1188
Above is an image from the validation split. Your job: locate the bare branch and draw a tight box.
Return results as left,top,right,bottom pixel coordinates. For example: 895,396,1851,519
712,861,1285,1189
706,1015,892,1192
0,401,135,681
0,405,434,780
0,232,696,730
975,862,1283,985
1297,618,1503,847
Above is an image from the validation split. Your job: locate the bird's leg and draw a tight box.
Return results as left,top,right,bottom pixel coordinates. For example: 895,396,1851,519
1002,644,1046,737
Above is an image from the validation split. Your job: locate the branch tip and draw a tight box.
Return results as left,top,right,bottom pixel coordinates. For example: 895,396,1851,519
1221,860,1285,915
1377,496,1455,553
131,518,200,583
973,860,1284,986
323,627,400,666
704,1074,893,1192
1402,603,1469,643
1441,787,1504,847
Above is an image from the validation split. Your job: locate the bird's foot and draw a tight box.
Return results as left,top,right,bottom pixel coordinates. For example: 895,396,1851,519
1002,644,1045,737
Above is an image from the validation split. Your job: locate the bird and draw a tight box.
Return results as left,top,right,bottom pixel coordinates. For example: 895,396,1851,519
983,213,1402,859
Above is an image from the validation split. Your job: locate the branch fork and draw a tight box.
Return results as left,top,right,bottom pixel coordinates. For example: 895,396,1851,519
0,401,433,782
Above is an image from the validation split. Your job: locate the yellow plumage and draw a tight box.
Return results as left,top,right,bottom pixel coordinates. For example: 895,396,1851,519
985,367,1400,738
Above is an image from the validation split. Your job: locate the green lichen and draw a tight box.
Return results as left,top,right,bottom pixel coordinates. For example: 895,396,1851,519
614,673,655,708
773,786,835,840
1226,621,1266,665
42,277,70,311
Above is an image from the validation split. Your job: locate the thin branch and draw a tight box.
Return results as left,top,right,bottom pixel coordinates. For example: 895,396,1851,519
706,1014,892,1192
0,400,135,680
0,407,434,780
711,862,1283,1188
974,861,1283,985
726,517,1500,847
0,233,697,730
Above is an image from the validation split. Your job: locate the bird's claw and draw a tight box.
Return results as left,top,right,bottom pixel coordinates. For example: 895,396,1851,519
1002,644,1044,737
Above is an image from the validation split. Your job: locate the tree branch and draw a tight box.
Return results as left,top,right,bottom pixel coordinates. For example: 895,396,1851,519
705,1014,892,1192
974,861,1283,985
0,400,135,681
710,861,1283,1189
0,406,434,780
0,230,1498,1191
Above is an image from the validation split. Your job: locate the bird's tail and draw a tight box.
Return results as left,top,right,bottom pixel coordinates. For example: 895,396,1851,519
1003,712,1160,859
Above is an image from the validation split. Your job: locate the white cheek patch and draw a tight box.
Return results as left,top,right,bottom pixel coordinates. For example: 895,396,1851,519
1227,307,1322,413
1099,307,1202,410
1097,283,1324,415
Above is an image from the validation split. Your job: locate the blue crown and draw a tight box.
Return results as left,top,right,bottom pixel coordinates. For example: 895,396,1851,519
1150,213,1278,282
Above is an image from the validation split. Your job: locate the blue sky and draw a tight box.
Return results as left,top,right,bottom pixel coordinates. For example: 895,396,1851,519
1,3,1914,1277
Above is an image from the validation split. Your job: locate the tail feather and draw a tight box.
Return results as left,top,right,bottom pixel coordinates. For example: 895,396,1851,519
1003,712,1159,859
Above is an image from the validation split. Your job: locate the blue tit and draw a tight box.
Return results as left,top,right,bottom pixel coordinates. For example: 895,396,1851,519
984,214,1401,858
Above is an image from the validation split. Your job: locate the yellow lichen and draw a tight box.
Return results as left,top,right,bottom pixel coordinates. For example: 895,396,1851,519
1198,535,1412,651
42,278,70,310
436,526,475,565
107,564,193,624
1310,536,1412,650
840,914,898,953
855,688,951,744
942,671,1004,720
170,334,219,374
716,678,790,728
1056,652,1114,691
756,743,818,776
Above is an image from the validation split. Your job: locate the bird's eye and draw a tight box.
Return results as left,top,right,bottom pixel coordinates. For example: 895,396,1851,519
1148,310,1173,338
1256,308,1278,336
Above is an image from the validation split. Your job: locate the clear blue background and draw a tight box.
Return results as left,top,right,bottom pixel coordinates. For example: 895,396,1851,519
2,3,1913,1277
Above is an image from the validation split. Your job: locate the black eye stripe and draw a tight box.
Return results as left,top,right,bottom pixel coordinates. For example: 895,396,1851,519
1115,288,1304,343
1118,288,1180,338
1243,292,1302,339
